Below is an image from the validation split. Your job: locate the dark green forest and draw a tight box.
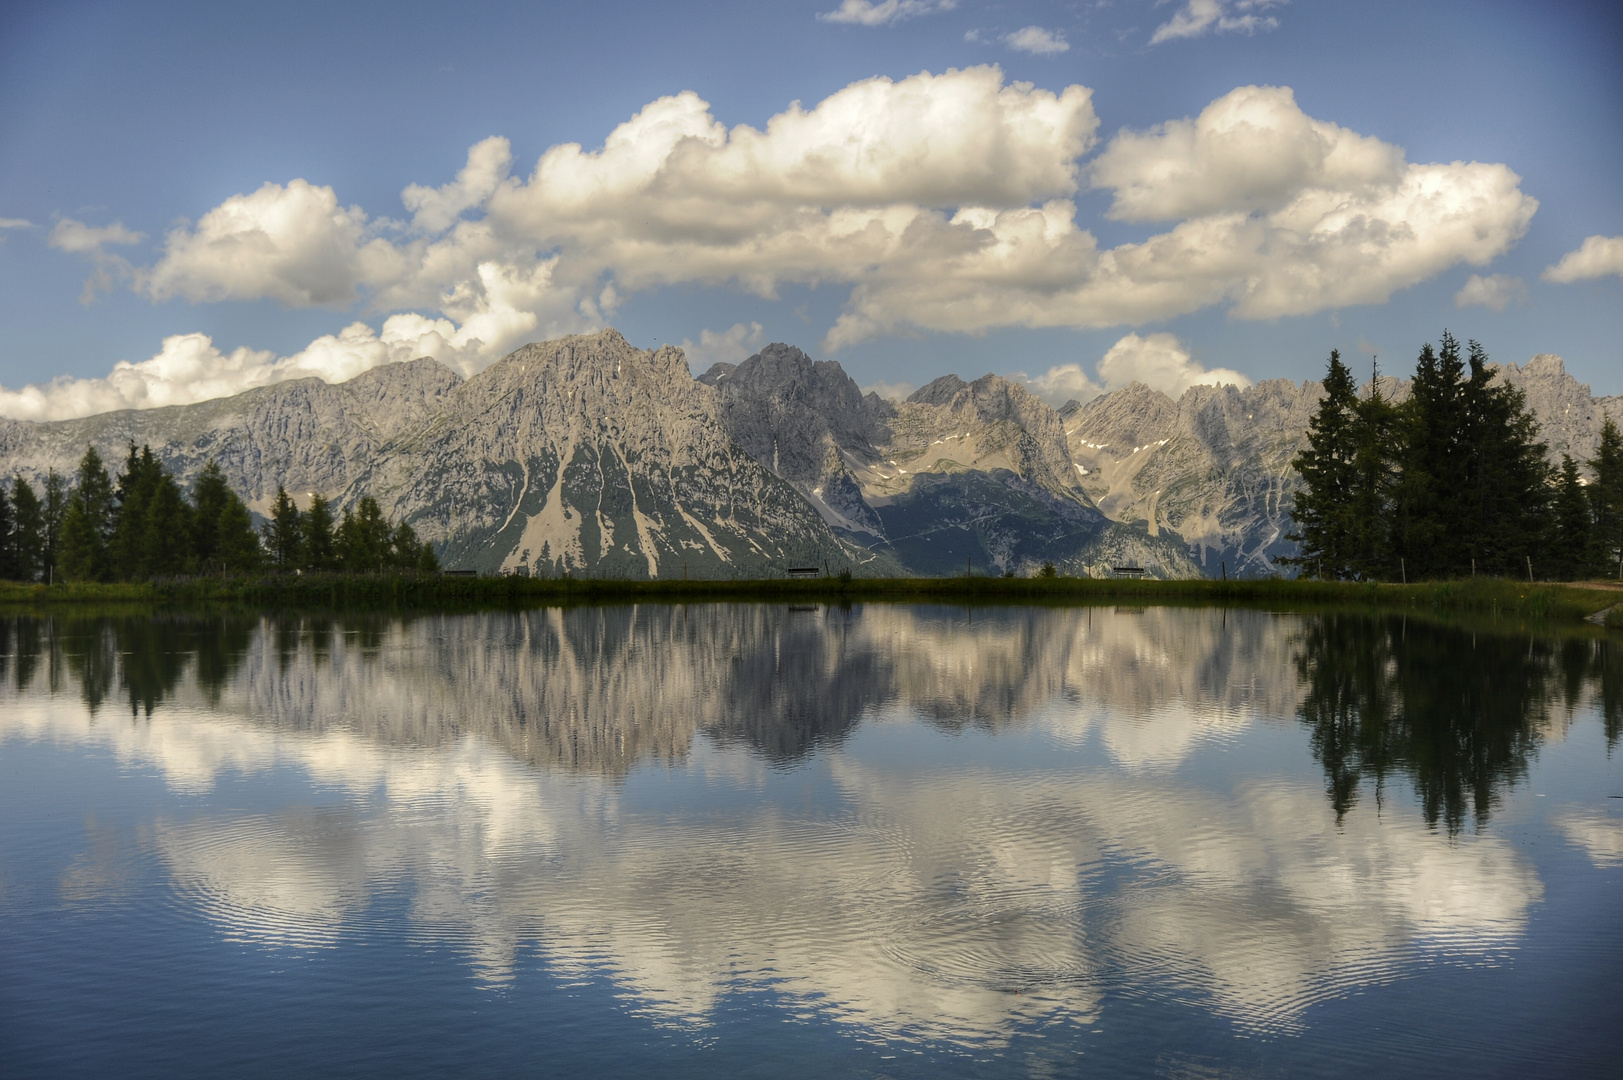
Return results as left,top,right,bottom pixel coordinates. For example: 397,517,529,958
0,444,435,583
1289,332,1623,582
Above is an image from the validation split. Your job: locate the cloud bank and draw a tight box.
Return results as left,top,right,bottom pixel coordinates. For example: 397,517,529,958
15,69,1536,421
817,0,955,27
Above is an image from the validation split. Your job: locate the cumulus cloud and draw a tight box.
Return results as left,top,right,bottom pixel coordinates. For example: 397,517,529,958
1542,235,1623,283
678,322,765,372
1097,332,1249,396
817,0,955,26
1005,26,1070,54
1151,0,1286,45
0,315,479,423
1012,363,1104,407
31,68,1536,418
1454,273,1526,311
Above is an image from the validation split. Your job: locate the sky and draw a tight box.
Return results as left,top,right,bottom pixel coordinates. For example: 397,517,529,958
0,0,1619,420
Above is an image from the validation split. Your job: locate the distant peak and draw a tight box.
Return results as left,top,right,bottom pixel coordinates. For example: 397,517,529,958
908,374,968,405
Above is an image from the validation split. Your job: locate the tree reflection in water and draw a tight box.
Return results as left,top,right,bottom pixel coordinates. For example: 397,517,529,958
1295,614,1622,833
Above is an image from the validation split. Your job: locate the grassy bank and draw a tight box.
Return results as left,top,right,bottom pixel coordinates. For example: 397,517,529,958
1,573,1619,626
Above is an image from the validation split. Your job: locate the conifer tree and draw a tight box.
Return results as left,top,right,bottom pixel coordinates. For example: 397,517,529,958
336,496,391,571
190,460,233,569
59,447,116,582
263,486,303,570
1551,455,1593,580
1394,333,1470,579
42,470,66,584
214,495,264,575
0,483,17,581
1288,350,1360,577
1348,371,1399,580
11,476,44,583
1591,417,1623,579
302,494,337,571
1459,340,1551,577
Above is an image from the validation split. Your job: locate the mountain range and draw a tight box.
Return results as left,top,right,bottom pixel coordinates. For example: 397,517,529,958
0,331,1616,578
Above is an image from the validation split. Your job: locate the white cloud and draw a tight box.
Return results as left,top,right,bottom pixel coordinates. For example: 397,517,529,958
1151,0,1286,45
1096,332,1249,396
1454,273,1527,311
400,136,513,234
1089,85,1404,223
1542,235,1623,283
33,69,1535,417
0,217,33,235
860,380,916,402
0,315,478,422
140,180,407,306
1005,26,1070,54
1011,363,1105,406
817,0,955,26
678,322,765,372
47,218,145,253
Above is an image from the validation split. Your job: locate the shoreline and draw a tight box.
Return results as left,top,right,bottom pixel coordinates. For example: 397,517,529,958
1,574,1619,628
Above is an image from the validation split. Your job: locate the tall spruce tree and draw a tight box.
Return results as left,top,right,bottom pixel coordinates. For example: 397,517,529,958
0,483,17,581
1551,455,1593,580
11,477,44,583
59,447,116,582
190,461,233,570
1394,333,1471,579
42,470,66,584
1289,350,1361,578
263,486,303,570
1459,340,1551,577
302,494,337,571
1591,417,1623,579
215,495,264,574
336,497,392,571
1348,370,1399,580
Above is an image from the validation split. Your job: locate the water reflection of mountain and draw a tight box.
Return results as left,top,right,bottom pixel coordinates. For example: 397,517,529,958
2,605,1307,777
5,606,1612,1039
1295,615,1622,832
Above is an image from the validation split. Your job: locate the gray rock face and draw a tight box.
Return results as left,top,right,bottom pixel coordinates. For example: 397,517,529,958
704,347,1201,578
1492,354,1623,471
1064,380,1323,576
0,331,851,579
0,358,463,515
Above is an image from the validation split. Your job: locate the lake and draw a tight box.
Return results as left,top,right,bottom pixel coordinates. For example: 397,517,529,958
1,605,1619,1078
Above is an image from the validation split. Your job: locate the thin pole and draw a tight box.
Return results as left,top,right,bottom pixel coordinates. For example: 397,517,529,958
1401,557,1406,585
1527,555,1533,583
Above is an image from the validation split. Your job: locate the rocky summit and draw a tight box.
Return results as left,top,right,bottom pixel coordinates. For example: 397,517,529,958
1,332,1616,579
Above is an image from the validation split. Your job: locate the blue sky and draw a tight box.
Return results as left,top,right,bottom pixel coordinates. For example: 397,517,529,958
0,0,1619,419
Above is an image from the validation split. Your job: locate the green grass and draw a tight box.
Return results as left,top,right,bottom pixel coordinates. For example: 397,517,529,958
1,572,1619,626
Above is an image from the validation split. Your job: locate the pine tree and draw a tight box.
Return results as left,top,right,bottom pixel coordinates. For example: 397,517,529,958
215,494,264,575
190,461,233,570
11,477,44,583
302,494,337,571
1348,371,1399,580
1459,340,1551,578
110,443,162,579
42,470,66,584
1288,350,1360,578
1394,333,1471,579
59,447,116,582
336,497,391,571
1591,417,1623,579
0,483,17,581
263,486,303,570
1551,455,1593,580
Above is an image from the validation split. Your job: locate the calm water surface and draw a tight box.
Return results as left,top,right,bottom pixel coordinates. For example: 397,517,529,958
1,605,1619,1078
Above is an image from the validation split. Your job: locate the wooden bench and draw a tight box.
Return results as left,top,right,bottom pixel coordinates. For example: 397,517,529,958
786,566,822,579
1112,566,1147,578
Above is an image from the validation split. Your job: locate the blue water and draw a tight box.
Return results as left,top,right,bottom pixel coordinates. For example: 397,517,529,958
1,605,1619,1078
